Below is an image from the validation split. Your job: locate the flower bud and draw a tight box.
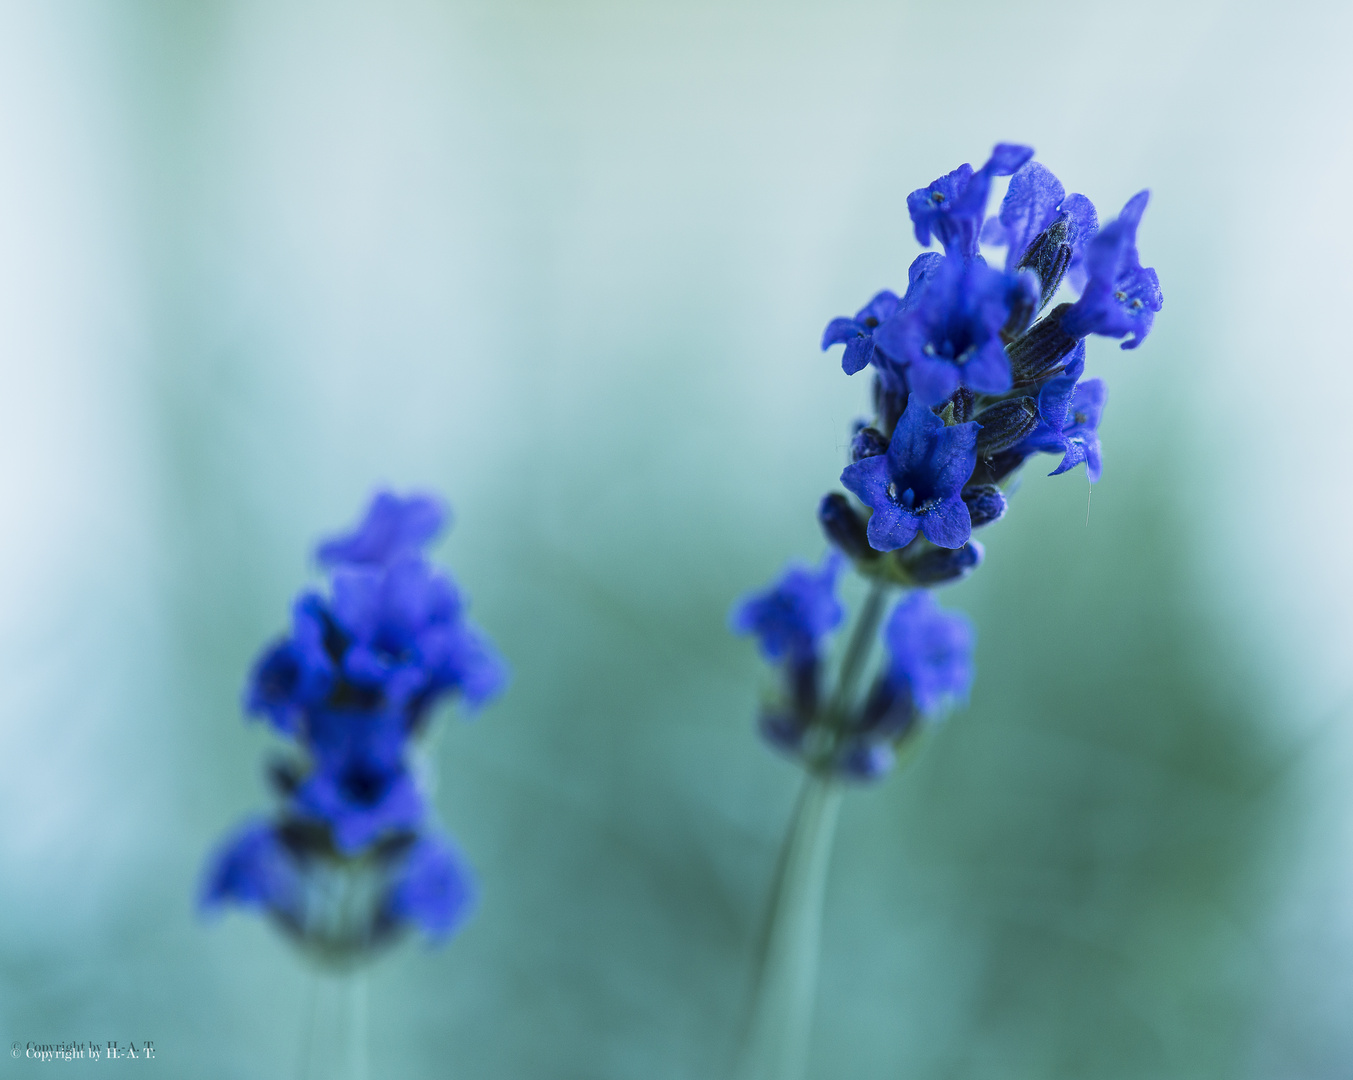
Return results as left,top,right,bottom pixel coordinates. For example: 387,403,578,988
759,711,809,754
787,655,820,717
837,739,894,781
948,387,975,424
267,756,305,798
1006,302,1080,383
973,397,1039,455
1017,215,1074,310
969,447,1030,487
818,493,877,562
1002,270,1041,340
856,675,918,739
850,426,888,462
898,539,983,586
872,374,908,435
961,485,1007,528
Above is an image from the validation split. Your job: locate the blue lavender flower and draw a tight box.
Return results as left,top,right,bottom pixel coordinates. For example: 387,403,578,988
821,290,901,376
840,397,979,551
383,834,476,939
730,553,844,663
1017,366,1108,482
201,820,301,918
1060,191,1163,349
317,491,447,567
982,161,1098,276
872,256,1024,406
246,595,335,735
821,254,943,379
906,143,1033,258
293,711,424,854
881,591,974,714
245,510,507,739
324,554,505,725
204,490,504,959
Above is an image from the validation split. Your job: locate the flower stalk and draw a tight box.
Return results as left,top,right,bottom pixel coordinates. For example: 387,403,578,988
734,773,842,1080
297,970,368,1080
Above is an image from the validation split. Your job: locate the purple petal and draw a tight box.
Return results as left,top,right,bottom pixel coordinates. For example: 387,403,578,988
857,290,901,324
1062,193,1098,249
960,340,1013,397
841,453,894,508
1084,438,1103,483
317,492,447,567
919,495,972,549
1049,439,1088,477
386,834,475,940
999,161,1065,271
1072,379,1107,429
821,317,860,349
986,143,1035,176
1036,373,1078,432
903,355,961,408
842,336,873,375
885,398,944,479
865,502,920,552
928,421,980,495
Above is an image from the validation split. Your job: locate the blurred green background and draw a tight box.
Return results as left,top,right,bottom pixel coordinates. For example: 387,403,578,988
1,0,1351,1076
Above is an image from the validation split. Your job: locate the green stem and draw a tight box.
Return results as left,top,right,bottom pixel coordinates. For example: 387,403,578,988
295,971,319,1080
347,973,369,1080
733,581,893,1080
828,581,889,722
733,772,843,1080
296,969,369,1080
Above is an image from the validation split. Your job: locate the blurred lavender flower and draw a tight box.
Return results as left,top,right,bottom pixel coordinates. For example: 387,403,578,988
201,491,505,961
730,554,844,665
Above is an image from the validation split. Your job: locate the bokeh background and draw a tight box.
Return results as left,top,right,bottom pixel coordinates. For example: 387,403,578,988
1,1,1351,1076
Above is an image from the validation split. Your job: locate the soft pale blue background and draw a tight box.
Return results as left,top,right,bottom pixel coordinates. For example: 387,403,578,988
1,1,1351,1077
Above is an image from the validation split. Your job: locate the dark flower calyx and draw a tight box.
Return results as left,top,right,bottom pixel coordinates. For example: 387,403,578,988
1017,216,1074,310
788,655,820,716
1006,303,1080,383
974,397,1039,455
818,493,877,562
897,539,984,586
760,711,810,754
872,375,908,435
850,426,889,462
1001,271,1041,342
961,485,1007,528
969,447,1031,487
267,757,306,798
856,675,919,741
